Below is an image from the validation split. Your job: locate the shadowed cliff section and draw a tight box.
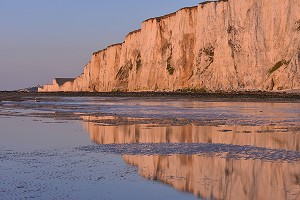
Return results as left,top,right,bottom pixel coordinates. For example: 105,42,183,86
54,78,75,86
39,0,300,92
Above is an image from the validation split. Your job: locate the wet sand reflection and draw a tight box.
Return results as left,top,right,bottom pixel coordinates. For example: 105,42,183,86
82,116,300,151
82,116,300,199
123,155,300,200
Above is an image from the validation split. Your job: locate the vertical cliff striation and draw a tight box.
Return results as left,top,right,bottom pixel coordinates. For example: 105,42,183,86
39,0,300,92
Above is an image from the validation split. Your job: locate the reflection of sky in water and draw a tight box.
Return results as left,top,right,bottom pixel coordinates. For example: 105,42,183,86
1,97,300,199
0,116,197,200
0,116,90,150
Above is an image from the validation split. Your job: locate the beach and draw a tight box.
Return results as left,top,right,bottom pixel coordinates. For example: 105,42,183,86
1,92,300,199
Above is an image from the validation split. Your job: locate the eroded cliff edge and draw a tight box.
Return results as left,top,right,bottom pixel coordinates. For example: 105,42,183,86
39,0,300,92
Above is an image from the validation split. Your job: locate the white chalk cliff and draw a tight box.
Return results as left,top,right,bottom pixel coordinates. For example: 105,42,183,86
39,0,300,92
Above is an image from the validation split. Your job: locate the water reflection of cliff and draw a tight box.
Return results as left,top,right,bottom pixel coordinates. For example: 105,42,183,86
123,155,300,200
82,116,300,151
82,116,300,200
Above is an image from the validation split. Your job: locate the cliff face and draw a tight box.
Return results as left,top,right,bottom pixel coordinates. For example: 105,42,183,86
39,0,300,92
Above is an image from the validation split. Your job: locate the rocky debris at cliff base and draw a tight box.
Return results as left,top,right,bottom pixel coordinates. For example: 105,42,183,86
1,91,300,102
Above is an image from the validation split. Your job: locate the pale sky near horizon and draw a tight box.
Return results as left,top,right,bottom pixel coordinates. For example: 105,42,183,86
0,0,205,90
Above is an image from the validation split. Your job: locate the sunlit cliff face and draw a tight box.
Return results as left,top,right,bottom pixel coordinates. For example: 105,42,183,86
82,116,300,199
39,0,300,92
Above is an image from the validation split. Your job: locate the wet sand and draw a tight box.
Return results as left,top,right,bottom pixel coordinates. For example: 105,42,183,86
1,92,300,199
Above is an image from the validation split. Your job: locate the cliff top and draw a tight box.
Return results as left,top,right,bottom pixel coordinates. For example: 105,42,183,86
92,1,223,57
92,43,123,56
142,5,197,24
125,29,142,38
142,1,219,24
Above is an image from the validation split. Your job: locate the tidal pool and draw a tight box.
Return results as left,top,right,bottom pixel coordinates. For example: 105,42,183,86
0,96,300,199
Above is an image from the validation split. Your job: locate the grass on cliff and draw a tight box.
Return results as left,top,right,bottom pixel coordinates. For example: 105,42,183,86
136,53,142,71
167,63,175,75
176,87,207,93
296,20,300,31
166,54,175,75
268,59,290,74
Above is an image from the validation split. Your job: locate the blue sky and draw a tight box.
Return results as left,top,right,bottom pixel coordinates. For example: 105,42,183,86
0,0,204,90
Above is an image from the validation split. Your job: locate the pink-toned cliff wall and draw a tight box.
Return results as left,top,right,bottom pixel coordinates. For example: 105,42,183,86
39,0,300,92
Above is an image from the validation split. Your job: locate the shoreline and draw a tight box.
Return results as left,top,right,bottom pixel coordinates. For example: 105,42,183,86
1,91,300,128
1,91,300,102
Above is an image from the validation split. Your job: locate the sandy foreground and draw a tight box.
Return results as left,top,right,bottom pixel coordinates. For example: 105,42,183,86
1,91,300,199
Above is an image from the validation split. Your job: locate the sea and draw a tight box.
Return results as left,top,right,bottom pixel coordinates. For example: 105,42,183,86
1,95,300,199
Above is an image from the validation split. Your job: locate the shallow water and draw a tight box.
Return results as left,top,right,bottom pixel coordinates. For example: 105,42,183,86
1,96,300,199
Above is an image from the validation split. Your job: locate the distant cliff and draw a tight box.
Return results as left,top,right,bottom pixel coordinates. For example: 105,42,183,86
39,0,300,92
